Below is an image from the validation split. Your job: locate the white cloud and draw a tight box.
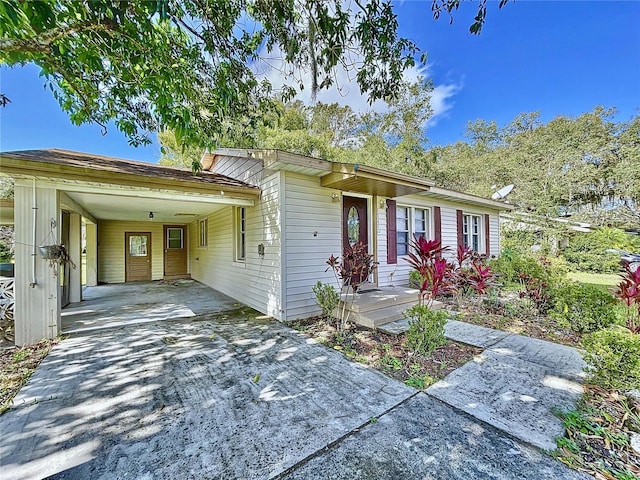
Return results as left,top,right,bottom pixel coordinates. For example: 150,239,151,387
252,46,463,127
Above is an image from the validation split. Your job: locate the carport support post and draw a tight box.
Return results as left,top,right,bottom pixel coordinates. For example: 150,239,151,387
69,213,82,303
14,180,61,346
85,223,98,286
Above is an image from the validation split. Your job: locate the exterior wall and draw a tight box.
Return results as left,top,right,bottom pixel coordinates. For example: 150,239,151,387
97,221,168,283
85,223,98,286
14,181,61,345
188,171,282,318
210,155,264,187
376,194,502,287
282,172,342,321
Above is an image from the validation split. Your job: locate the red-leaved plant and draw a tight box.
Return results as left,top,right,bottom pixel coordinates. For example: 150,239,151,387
615,261,640,334
405,237,453,306
326,242,376,331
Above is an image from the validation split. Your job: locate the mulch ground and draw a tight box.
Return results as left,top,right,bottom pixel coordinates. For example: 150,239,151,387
292,316,481,389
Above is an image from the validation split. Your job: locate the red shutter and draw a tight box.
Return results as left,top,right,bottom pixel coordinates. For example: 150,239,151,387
456,209,464,249
434,206,442,243
485,214,491,256
386,199,397,264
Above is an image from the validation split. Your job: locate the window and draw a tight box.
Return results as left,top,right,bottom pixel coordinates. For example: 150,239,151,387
198,219,208,247
166,228,183,249
235,207,246,261
462,214,481,252
397,206,430,256
129,235,148,256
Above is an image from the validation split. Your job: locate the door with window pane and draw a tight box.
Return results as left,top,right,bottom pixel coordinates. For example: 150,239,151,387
125,232,152,282
163,225,188,277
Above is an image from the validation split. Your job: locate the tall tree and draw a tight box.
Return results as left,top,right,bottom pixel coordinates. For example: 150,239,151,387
1,0,510,158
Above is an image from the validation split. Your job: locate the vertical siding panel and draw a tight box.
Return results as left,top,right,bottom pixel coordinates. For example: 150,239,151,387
284,172,342,320
188,171,282,319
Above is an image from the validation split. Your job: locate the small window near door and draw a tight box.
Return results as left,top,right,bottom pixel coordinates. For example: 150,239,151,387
129,235,148,256
167,228,183,249
198,219,208,247
462,213,481,252
396,206,431,256
235,207,246,261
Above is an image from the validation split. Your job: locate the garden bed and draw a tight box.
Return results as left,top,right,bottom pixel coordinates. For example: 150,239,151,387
292,316,481,389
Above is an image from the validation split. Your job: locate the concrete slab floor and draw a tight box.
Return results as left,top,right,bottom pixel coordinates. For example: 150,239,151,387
282,394,589,480
1,311,588,479
1,313,414,480
62,280,239,333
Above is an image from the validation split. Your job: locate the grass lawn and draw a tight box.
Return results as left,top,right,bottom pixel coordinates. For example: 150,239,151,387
567,271,620,291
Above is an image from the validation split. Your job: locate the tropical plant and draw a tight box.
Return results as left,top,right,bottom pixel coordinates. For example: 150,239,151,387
405,237,453,306
326,242,376,332
615,261,640,333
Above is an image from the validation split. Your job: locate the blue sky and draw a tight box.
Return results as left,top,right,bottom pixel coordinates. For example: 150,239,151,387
1,1,638,162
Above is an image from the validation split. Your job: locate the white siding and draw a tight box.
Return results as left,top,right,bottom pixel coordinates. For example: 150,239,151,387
210,155,265,187
282,172,342,320
376,194,502,287
189,171,282,319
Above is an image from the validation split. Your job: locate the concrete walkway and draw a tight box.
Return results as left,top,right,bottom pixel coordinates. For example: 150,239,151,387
431,320,586,451
0,315,587,479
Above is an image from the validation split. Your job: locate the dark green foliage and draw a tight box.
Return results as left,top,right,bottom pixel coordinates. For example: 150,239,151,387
405,305,447,356
500,229,546,257
550,283,621,333
562,228,637,274
582,327,640,391
0,241,11,263
312,281,339,320
491,251,550,286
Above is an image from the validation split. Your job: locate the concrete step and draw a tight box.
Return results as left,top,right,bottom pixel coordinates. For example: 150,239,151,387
341,287,421,313
350,300,444,329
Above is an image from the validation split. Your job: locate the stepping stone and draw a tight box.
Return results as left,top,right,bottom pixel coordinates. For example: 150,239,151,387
444,320,510,348
489,335,586,383
427,350,583,451
377,318,411,335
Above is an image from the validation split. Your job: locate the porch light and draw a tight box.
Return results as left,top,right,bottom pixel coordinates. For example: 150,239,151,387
331,193,340,202
149,211,154,220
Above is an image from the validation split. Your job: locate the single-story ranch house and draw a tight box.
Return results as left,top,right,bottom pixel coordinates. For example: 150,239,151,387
0,148,511,345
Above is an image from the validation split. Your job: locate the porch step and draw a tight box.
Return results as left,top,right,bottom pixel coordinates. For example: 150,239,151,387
341,287,421,313
350,301,444,329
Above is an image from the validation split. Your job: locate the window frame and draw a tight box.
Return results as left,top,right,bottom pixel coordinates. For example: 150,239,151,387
235,207,246,262
462,213,482,252
166,227,184,250
198,218,208,248
396,205,431,257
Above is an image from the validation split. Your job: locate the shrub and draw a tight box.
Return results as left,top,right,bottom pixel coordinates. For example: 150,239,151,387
312,281,339,320
405,305,447,356
562,227,636,274
582,327,640,391
550,283,621,333
491,251,549,286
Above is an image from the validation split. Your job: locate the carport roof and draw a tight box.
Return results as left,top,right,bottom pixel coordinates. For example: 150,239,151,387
0,149,260,195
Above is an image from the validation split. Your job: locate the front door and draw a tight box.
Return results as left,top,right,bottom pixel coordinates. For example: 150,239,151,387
163,225,188,278
125,232,152,282
342,196,369,285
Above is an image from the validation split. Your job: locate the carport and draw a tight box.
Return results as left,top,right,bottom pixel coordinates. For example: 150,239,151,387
61,280,243,334
0,149,260,346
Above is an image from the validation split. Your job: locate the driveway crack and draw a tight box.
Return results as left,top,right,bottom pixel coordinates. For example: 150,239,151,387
271,390,422,479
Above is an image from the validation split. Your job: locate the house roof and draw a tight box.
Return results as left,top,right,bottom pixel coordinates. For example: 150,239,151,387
209,148,512,210
0,149,260,197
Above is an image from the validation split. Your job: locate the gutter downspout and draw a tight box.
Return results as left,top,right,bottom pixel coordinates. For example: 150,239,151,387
30,178,37,288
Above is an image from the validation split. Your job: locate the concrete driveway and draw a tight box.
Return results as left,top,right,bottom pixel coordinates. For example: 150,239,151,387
1,311,586,479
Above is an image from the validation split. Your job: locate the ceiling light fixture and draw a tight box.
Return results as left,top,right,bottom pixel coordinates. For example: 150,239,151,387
149,211,154,220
